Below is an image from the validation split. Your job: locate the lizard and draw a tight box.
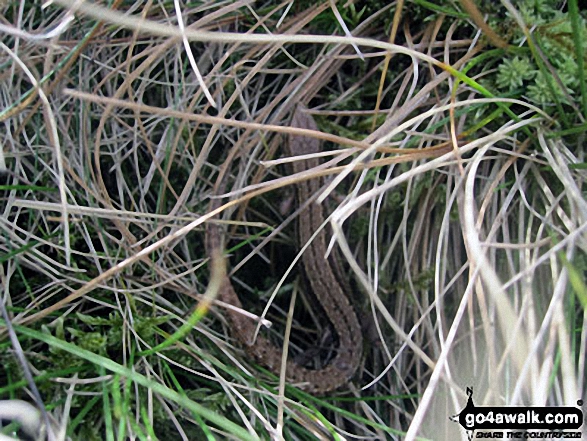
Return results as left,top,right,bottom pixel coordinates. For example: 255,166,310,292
205,106,363,394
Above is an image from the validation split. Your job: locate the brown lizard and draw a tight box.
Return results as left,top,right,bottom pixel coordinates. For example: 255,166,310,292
205,106,362,394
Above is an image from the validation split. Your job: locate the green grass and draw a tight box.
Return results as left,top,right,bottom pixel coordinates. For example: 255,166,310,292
0,0,585,440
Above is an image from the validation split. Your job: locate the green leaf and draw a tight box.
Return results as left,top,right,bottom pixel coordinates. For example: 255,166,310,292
7,322,259,441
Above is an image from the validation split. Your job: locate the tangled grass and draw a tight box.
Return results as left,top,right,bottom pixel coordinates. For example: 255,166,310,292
0,0,585,439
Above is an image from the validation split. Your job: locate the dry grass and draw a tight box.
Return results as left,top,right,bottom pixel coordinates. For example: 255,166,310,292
0,1,585,440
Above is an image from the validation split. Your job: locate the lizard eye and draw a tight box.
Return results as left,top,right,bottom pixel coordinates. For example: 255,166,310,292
335,359,353,373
